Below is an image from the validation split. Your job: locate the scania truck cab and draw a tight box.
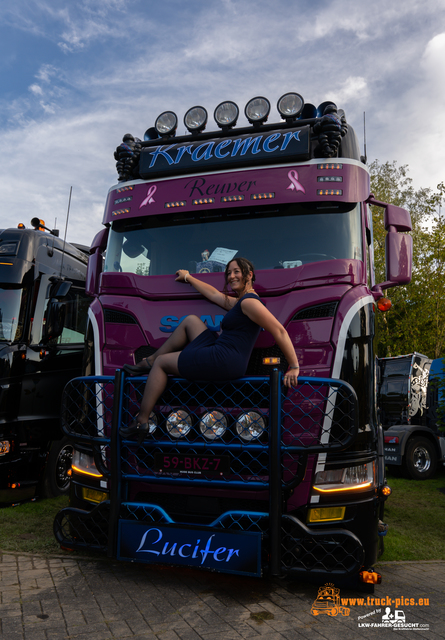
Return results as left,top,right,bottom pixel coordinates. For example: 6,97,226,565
55,93,411,587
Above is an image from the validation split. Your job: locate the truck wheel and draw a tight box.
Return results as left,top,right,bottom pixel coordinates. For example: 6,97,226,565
404,437,437,480
42,437,74,497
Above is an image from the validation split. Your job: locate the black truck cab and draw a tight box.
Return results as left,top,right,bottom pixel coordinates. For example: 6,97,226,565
0,226,90,503
379,353,445,479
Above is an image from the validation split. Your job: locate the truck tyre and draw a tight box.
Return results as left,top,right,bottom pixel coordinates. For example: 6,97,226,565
41,437,74,497
404,436,437,480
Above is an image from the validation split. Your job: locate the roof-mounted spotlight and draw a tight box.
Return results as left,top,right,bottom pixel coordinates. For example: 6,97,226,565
317,101,337,117
144,127,159,141
300,103,317,119
244,96,270,125
277,92,304,121
154,111,178,137
214,101,239,130
184,106,208,134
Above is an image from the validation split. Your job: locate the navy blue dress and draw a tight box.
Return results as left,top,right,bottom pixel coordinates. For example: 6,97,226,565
177,293,264,381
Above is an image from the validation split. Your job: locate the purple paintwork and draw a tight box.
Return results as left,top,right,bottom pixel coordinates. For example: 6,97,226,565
95,270,367,377
85,156,413,519
103,163,370,225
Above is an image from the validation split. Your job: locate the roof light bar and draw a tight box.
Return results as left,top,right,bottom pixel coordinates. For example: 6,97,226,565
184,106,208,133
214,101,239,129
244,96,270,125
155,111,178,137
277,92,304,121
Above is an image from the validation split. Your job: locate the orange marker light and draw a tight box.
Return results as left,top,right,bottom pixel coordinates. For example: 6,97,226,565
263,357,281,365
360,570,382,584
377,297,392,311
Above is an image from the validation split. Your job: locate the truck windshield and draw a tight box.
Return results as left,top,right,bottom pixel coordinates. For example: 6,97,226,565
0,287,28,342
104,202,362,276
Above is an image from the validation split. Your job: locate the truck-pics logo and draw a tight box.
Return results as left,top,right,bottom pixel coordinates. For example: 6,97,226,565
311,583,350,617
311,583,430,631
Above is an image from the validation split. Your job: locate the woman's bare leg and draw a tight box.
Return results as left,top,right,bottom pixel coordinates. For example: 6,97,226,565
145,315,207,365
137,353,181,423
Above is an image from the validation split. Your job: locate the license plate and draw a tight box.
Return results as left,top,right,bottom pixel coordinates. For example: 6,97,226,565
154,453,230,475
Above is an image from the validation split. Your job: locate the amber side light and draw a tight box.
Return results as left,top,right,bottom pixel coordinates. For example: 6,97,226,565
380,485,392,497
263,357,281,365
377,297,392,311
360,570,382,585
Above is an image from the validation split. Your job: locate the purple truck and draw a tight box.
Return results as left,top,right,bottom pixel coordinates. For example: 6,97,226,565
55,94,412,588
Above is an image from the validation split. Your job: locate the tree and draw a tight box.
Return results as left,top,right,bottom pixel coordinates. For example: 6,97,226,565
369,161,445,358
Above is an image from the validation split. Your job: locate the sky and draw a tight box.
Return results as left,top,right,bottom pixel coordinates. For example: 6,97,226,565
0,0,444,247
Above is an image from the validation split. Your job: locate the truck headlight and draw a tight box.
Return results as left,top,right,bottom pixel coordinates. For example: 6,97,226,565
166,410,192,438
0,440,10,455
235,412,266,441
71,450,103,478
313,462,375,493
199,411,227,440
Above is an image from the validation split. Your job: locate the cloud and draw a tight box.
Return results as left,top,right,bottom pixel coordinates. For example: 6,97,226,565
40,101,57,114
328,77,369,107
36,64,59,83
29,84,44,96
0,0,444,248
0,107,119,244
421,32,445,95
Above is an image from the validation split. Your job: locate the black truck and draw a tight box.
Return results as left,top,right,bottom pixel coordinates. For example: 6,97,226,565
0,222,90,504
379,353,445,479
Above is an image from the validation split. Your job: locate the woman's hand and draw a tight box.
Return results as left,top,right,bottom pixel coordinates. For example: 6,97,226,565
175,269,190,283
283,367,299,388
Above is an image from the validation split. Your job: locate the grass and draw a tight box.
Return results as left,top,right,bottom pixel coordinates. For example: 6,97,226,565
0,495,69,555
1,469,445,561
381,469,445,562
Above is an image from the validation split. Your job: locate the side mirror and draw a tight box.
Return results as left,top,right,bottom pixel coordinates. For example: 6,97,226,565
386,231,412,284
43,301,66,343
86,227,109,297
368,196,413,296
384,204,412,232
41,279,72,344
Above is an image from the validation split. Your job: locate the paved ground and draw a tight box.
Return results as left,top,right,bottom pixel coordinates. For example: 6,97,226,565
1,552,444,640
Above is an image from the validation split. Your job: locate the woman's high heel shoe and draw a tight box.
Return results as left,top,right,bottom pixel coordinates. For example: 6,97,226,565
119,418,149,448
123,357,153,375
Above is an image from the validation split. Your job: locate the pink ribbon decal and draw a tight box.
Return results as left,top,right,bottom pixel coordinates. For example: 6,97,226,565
139,185,157,208
287,170,305,194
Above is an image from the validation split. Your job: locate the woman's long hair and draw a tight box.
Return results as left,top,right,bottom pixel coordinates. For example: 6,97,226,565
223,257,256,296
